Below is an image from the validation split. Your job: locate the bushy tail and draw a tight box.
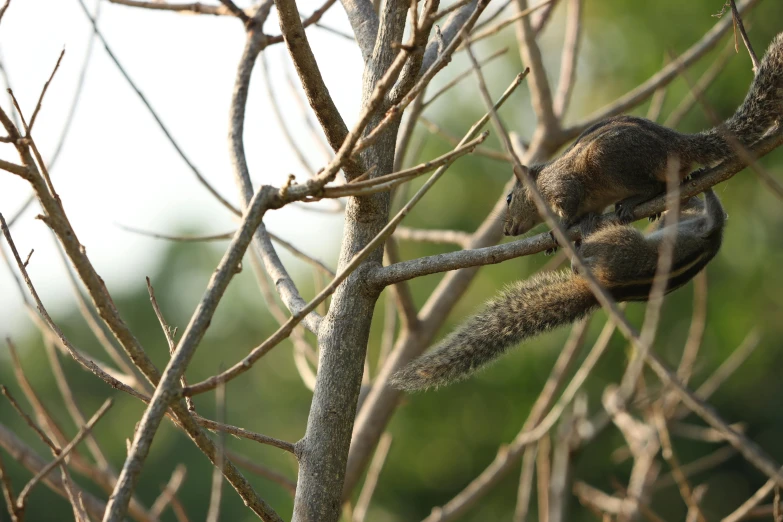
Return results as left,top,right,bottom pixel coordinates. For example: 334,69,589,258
691,33,783,164
391,272,598,392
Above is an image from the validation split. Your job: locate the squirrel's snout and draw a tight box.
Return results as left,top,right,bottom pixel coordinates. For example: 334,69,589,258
504,220,529,237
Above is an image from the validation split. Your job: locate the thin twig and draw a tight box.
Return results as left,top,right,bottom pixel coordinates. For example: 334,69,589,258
663,41,735,128
552,0,583,119
726,0,760,72
394,226,471,247
536,435,551,522
422,47,509,108
118,223,336,277
150,465,187,520
0,385,59,453
419,116,511,161
562,0,760,140
217,0,250,22
652,405,706,522
321,132,488,198
0,423,109,521
27,49,65,133
226,451,297,496
16,399,113,512
353,433,392,522
147,277,195,411
465,0,553,45
205,378,226,522
74,0,240,214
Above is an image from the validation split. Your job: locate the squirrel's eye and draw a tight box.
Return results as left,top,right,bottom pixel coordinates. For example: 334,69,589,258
506,193,512,206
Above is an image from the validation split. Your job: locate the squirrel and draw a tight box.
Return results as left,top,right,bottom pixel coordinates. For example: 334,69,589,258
504,32,782,239
392,189,725,391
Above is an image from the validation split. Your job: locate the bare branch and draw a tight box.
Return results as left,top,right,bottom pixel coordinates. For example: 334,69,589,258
337,0,379,62
422,47,509,109
16,399,113,513
321,132,488,198
228,23,323,333
652,405,706,522
274,0,358,176
27,49,65,133
355,0,491,156
217,0,250,23
552,0,583,119
0,450,18,522
1,385,59,453
147,277,195,411
150,465,187,521
74,0,240,214
562,0,761,140
419,116,511,161
108,0,239,16
118,223,336,277
724,479,776,522
227,451,297,496
535,434,551,522
0,423,109,521
726,0,760,72
41,337,114,474
465,0,553,46
393,226,471,247
694,328,762,403
513,445,537,522
663,41,735,128
103,184,284,522
260,51,318,175
205,379,226,522
193,414,297,454
55,242,140,386
352,433,392,522
510,0,557,136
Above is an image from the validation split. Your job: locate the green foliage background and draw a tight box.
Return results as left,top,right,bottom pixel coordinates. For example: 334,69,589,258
2,1,783,520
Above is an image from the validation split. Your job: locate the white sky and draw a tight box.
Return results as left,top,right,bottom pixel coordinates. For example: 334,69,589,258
0,0,364,337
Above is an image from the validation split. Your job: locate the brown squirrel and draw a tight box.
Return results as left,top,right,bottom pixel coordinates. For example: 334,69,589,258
392,189,725,391
504,33,782,239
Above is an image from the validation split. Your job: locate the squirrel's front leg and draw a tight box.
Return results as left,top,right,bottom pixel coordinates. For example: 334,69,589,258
546,196,593,255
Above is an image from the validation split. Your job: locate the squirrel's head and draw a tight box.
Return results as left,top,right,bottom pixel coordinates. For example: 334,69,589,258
503,165,542,236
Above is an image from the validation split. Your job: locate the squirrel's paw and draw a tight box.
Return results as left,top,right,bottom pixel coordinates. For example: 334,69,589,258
614,202,636,224
648,212,662,222
685,167,708,182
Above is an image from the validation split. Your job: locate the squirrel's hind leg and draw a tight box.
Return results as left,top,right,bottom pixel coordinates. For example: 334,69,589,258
615,192,660,224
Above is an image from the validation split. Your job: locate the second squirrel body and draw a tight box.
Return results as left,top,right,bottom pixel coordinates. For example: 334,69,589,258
504,33,782,237
392,190,725,392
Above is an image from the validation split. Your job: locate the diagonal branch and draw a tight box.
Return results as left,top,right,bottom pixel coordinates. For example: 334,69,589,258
552,0,583,119
15,399,113,513
274,0,360,176
561,0,760,140
511,0,557,137
103,185,284,522
73,0,239,214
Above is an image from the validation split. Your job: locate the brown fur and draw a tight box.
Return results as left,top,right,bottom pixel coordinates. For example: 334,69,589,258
504,33,782,238
392,190,725,391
